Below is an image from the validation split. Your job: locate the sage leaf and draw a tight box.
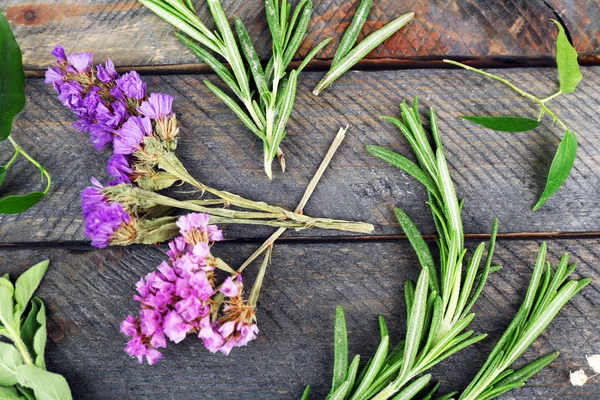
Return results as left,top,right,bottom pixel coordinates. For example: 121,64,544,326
0,386,23,399
331,306,349,392
0,12,26,141
533,129,577,210
33,299,47,369
0,342,23,386
0,166,6,186
461,116,540,132
0,192,46,215
16,365,72,400
552,20,582,93
20,297,42,359
14,260,48,313
0,284,14,328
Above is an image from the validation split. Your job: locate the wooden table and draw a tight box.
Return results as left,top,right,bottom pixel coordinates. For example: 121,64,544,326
2,1,600,398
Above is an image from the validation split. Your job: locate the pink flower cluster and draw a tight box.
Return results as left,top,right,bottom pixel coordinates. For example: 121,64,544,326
120,213,259,365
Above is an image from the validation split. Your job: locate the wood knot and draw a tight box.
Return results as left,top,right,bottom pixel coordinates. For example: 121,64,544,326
23,9,36,22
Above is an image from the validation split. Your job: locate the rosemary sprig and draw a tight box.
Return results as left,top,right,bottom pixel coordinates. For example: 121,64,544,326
443,20,582,210
457,245,590,400
313,0,414,95
140,0,330,179
304,99,500,399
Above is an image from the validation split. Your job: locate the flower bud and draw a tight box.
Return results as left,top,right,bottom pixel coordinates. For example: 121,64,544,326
570,369,588,386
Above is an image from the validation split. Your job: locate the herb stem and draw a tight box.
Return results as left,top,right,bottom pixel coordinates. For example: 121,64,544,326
237,126,350,273
443,60,569,131
5,326,34,365
3,148,19,169
8,136,52,193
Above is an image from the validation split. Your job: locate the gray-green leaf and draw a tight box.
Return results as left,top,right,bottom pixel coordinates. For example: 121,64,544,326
33,300,47,369
0,342,23,386
0,284,14,328
461,116,540,132
0,11,26,141
0,386,24,399
533,129,577,210
15,260,48,313
20,297,42,359
553,20,582,93
15,365,72,400
331,306,348,393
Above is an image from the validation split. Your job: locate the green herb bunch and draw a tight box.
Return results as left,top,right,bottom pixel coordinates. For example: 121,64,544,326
303,99,500,399
303,99,589,400
140,0,330,179
445,20,582,211
0,261,72,400
0,12,51,214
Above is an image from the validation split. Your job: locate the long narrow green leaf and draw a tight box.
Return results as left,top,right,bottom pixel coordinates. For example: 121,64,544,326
493,351,559,388
284,0,309,48
297,37,333,73
264,0,284,53
282,0,313,68
345,355,361,400
399,269,429,380
331,0,373,67
330,381,350,400
313,12,414,95
477,382,525,400
552,20,582,93
203,80,264,140
332,306,349,393
533,129,577,210
349,336,389,400
390,374,431,400
366,145,440,199
301,386,311,400
234,18,267,97
393,208,440,294
272,70,298,150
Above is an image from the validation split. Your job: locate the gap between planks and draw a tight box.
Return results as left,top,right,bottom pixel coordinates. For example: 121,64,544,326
2,231,600,251
23,55,600,78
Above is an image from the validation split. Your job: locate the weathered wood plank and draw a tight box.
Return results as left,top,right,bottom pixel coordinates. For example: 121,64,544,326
1,67,599,244
5,0,599,72
0,238,598,398
546,0,600,59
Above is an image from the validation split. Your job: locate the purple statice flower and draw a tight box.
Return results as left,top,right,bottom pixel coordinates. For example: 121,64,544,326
120,316,164,365
113,116,152,155
44,66,64,89
176,213,223,242
115,71,146,100
51,45,67,62
66,51,93,74
81,177,106,218
84,200,131,248
107,154,134,184
138,93,173,120
96,59,118,83
220,276,239,297
57,81,84,110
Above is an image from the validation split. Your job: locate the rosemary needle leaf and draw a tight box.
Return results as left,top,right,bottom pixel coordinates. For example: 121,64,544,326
234,18,268,97
330,381,351,400
313,12,414,95
283,0,313,68
379,316,389,341
400,268,429,379
265,0,284,53
493,351,559,388
350,336,389,400
298,37,334,73
346,355,361,398
393,208,440,294
390,374,431,400
533,129,577,211
203,80,264,140
301,386,311,400
332,306,349,393
331,0,373,68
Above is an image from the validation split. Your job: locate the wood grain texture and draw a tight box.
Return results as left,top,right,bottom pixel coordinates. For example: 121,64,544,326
1,67,599,244
546,0,600,58
0,238,597,399
5,0,599,72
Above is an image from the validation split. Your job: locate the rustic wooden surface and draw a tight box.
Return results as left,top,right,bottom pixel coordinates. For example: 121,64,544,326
5,0,600,72
0,239,598,399
1,0,599,399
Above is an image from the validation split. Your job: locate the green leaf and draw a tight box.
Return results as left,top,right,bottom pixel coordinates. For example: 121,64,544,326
350,336,389,400
14,260,48,314
0,12,26,141
33,300,47,369
135,172,179,191
394,208,440,294
331,0,373,68
493,351,559,388
20,297,42,359
282,0,312,69
0,342,23,386
329,381,350,400
345,355,361,399
300,386,311,400
15,365,72,400
234,18,267,97
552,20,582,93
390,374,431,400
331,306,349,393
0,192,46,214
0,166,7,186
0,284,14,328
533,129,577,210
0,386,24,399
297,37,333,73
461,116,540,132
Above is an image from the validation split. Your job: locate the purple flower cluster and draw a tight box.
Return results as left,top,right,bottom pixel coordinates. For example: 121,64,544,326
120,213,258,365
81,178,132,248
46,45,174,185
